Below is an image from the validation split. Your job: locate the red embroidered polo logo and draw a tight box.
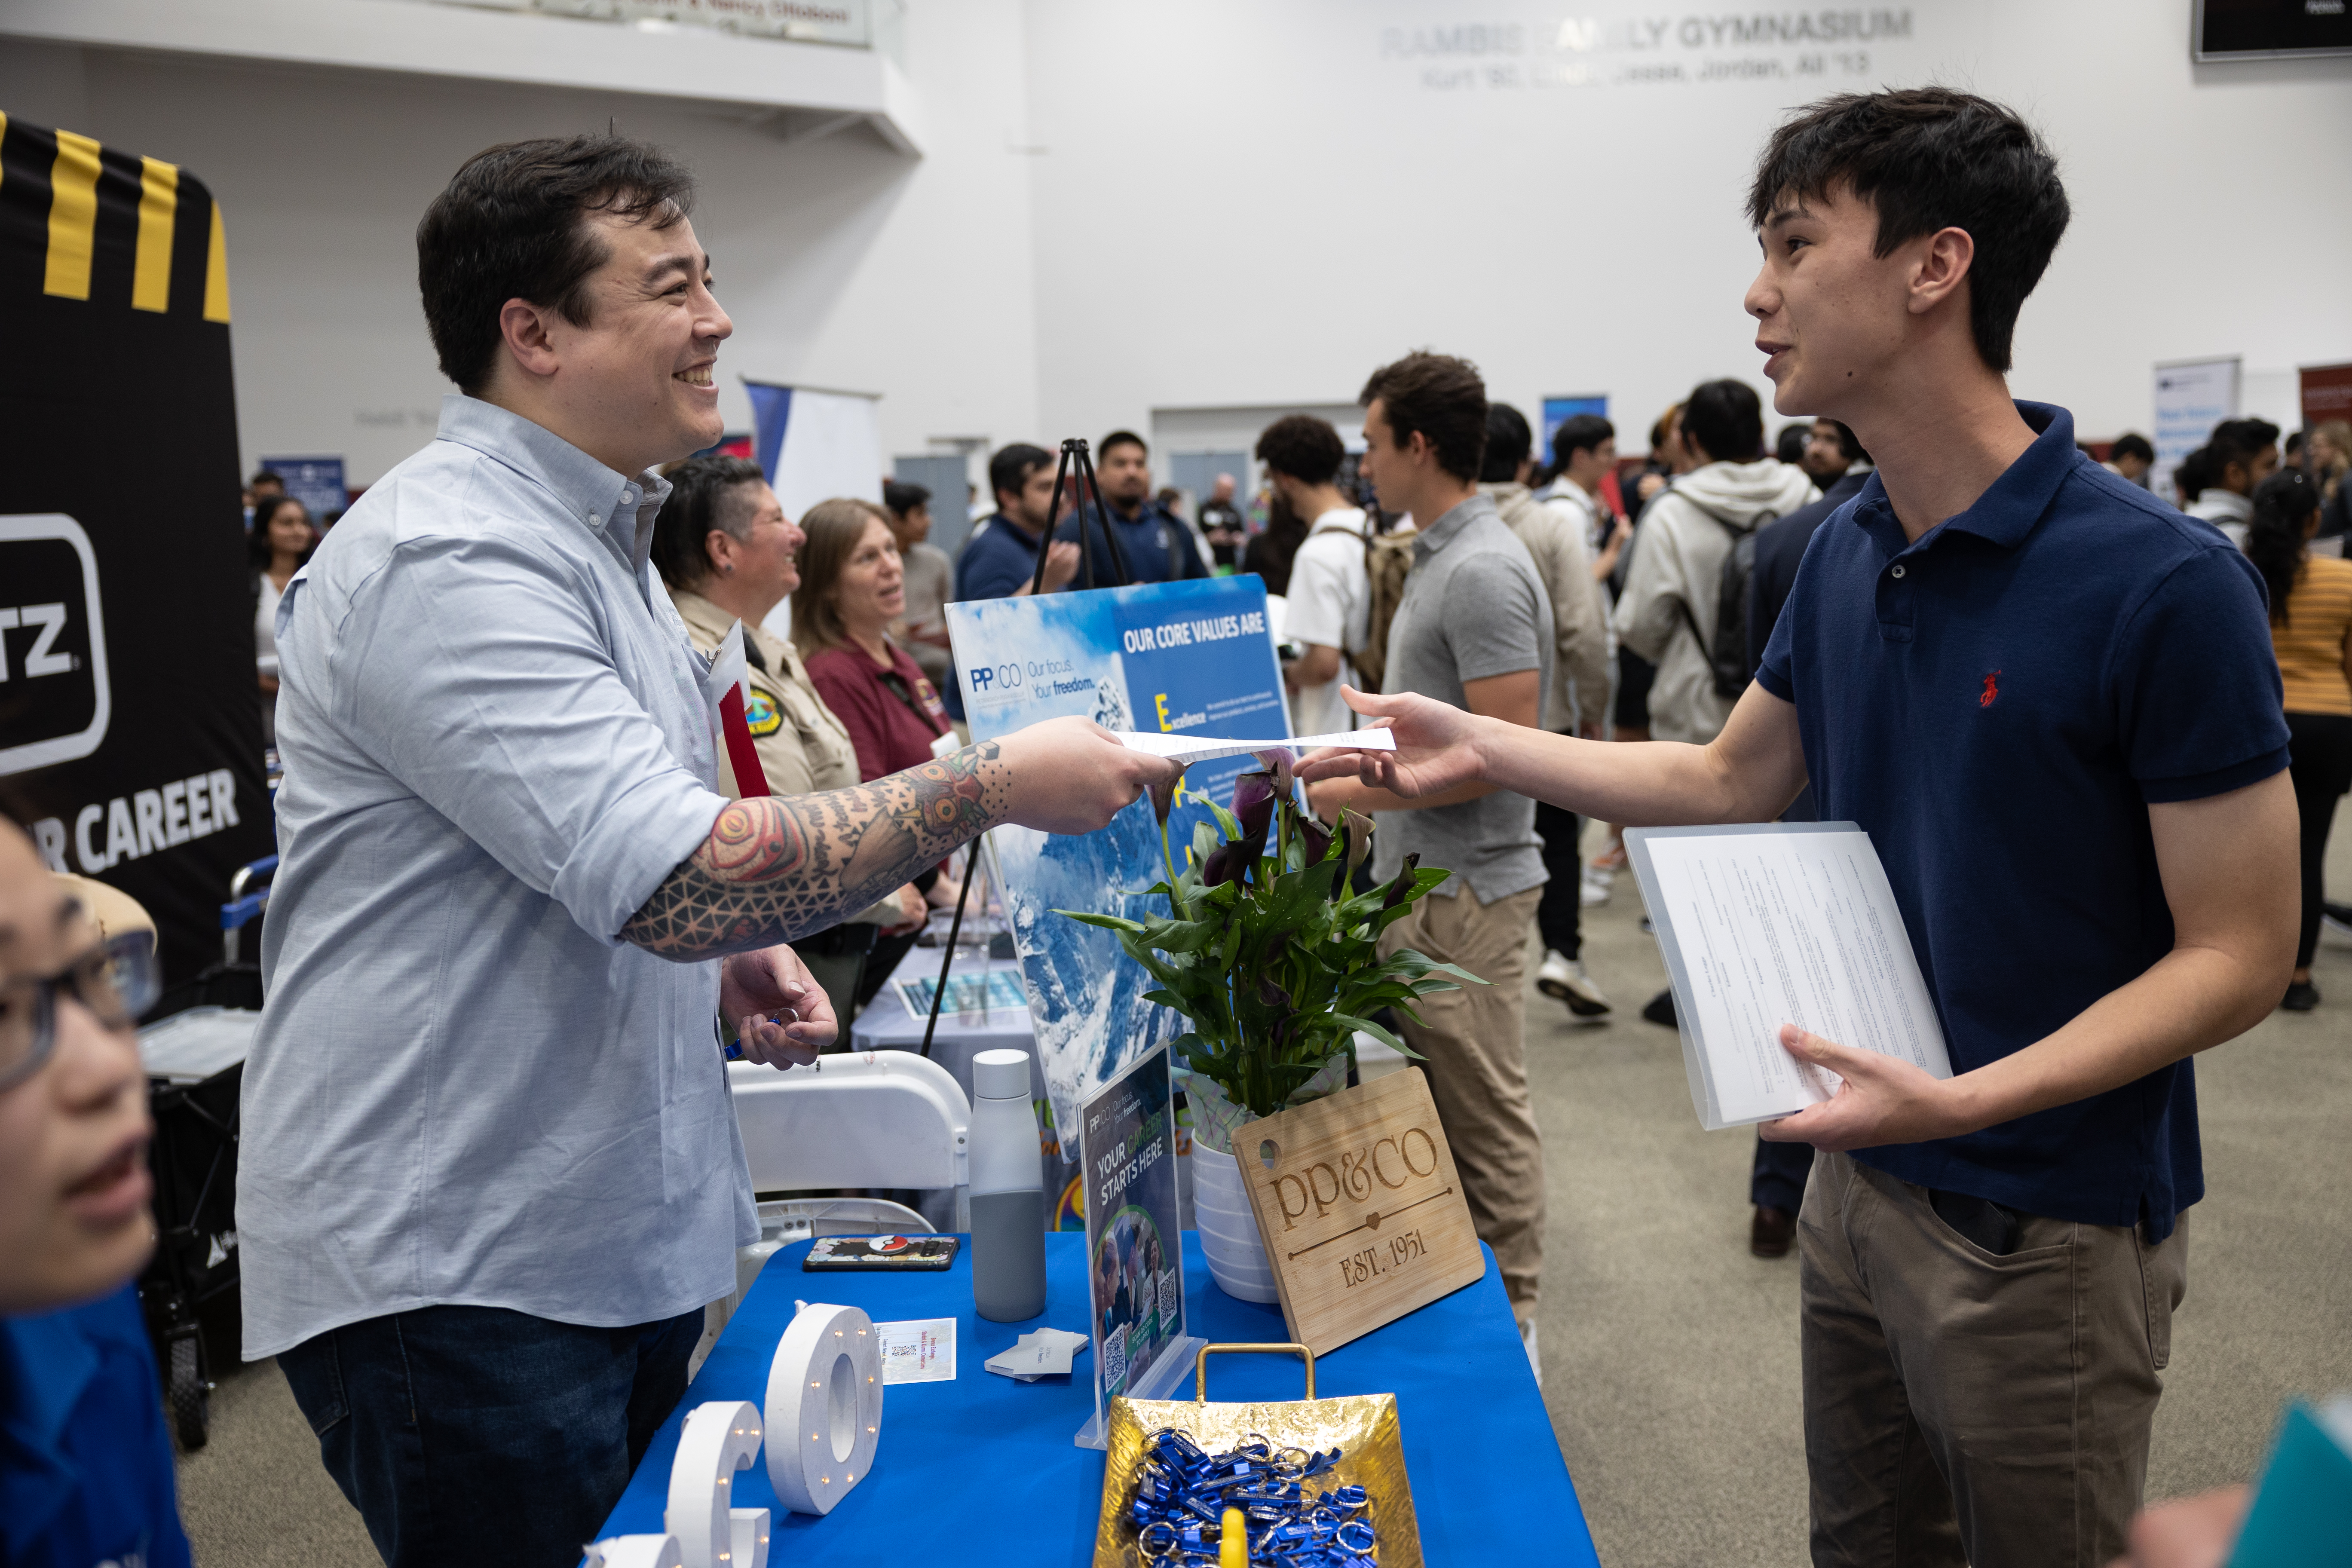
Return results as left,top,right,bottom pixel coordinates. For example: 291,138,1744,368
1980,671,2001,708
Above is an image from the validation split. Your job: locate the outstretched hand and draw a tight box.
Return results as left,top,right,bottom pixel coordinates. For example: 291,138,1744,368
998,717,1184,835
1756,1025,1967,1151
1293,686,1488,800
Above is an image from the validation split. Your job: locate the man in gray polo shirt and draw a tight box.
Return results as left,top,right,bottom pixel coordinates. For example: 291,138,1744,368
1307,352,1555,1352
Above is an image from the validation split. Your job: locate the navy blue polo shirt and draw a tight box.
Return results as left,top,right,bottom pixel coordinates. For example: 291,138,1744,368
1756,403,2288,1237
1053,499,1208,586
1,1283,194,1568
956,513,1056,603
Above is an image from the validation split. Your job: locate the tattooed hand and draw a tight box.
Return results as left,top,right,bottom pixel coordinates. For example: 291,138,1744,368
622,720,1179,960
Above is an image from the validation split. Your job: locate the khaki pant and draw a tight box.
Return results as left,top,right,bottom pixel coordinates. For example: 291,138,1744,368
1800,1150,2188,1568
1378,883,1545,1322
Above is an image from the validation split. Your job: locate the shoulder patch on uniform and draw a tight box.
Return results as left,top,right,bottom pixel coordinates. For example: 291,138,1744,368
744,689,783,736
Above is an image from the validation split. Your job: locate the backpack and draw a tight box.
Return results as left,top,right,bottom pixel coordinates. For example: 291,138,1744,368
1350,527,1420,696
1676,508,1776,701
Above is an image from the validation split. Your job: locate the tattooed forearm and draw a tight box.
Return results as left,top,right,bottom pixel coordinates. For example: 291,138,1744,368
621,741,1011,960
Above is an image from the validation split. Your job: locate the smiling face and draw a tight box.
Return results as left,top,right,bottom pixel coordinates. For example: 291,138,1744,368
266,500,314,561
713,480,802,610
0,829,154,1313
1745,185,1927,425
830,514,905,641
542,209,733,477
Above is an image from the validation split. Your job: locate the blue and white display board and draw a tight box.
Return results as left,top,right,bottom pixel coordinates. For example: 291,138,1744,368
2151,355,2240,503
946,576,1288,1148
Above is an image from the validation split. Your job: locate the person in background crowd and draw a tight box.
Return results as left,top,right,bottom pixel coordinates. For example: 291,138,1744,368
2242,469,2350,1013
1736,418,1871,1258
882,478,956,695
0,827,192,1568
2105,432,2155,487
797,497,965,1004
1259,413,1369,739
1796,416,1856,487
242,466,285,529
1055,430,1208,585
1199,472,1246,569
649,457,927,1027
1240,490,1309,597
2185,416,2281,548
959,441,1081,602
2174,444,2215,509
2310,419,2350,539
1615,382,1815,1027
1776,422,1811,465
1307,351,1556,1372
1588,406,1688,884
1481,403,1612,1020
249,493,318,748
1541,413,1630,583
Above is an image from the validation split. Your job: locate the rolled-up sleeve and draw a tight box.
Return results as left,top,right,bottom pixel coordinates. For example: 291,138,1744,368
330,533,724,943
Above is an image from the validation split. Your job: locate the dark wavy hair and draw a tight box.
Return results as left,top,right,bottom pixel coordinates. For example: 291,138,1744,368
650,454,767,590
2245,469,2320,626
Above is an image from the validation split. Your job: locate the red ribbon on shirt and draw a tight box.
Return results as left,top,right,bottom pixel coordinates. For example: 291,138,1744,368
717,681,772,797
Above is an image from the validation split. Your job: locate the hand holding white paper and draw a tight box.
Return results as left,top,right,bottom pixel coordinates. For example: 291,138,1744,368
764,1302,884,1515
664,1400,766,1568
584,1537,683,1568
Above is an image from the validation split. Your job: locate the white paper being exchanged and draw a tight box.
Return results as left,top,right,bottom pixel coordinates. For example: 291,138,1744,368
1112,727,1394,766
1640,828,1950,1129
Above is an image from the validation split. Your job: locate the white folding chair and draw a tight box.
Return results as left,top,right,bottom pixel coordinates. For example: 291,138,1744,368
693,1051,974,1372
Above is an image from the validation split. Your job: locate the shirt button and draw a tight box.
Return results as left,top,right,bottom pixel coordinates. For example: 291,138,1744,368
589,512,601,526
1890,564,1906,579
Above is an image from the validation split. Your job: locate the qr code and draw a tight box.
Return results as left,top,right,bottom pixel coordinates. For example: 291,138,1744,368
1158,1268,1179,1325
1103,1324,1129,1390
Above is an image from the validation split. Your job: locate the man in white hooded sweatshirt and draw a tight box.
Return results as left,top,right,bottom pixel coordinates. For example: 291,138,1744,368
1613,379,1817,744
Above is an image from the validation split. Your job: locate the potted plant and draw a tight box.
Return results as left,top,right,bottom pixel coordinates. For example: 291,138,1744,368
1058,750,1481,1301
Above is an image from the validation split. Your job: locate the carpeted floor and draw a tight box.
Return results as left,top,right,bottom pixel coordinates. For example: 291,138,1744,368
178,825,2352,1567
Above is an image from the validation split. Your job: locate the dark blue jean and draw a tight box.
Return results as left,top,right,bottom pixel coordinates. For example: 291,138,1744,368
278,1303,703,1568
1752,1132,1816,1213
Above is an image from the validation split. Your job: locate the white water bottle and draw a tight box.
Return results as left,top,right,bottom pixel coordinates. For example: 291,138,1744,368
969,1048,1047,1322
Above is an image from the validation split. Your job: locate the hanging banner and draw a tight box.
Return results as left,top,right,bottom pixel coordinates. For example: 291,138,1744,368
0,114,273,984
2152,355,2240,503
946,575,1288,1148
2303,363,2352,432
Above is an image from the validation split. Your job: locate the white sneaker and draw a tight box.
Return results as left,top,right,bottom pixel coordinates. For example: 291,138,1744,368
1535,949,1611,1017
1579,865,1612,906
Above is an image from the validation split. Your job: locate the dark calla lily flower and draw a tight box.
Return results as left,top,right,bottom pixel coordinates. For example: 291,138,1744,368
1232,769,1277,839
1259,977,1291,1010
1149,765,1187,827
1252,747,1298,799
1202,840,1246,888
1341,809,1375,877
1380,852,1422,910
1296,815,1332,867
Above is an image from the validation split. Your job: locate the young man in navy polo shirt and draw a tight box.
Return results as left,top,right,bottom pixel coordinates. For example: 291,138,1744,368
1305,89,2296,1565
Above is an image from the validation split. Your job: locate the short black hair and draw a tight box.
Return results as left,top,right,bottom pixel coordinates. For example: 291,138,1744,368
989,442,1052,506
1680,380,1764,465
2110,432,2154,466
1479,404,1534,483
1823,420,1869,463
417,134,697,395
1551,414,1614,468
2174,446,2214,502
248,468,284,490
882,478,931,518
1776,424,1812,464
2209,417,2281,477
1099,430,1148,460
650,453,766,590
1254,414,1344,486
1746,88,2069,374
1359,351,1487,482
2245,469,2320,625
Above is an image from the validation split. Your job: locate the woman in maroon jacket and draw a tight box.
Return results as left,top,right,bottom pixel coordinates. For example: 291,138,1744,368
796,498,959,1001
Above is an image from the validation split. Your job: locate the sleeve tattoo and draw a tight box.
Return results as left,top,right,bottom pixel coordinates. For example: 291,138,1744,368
622,741,1010,959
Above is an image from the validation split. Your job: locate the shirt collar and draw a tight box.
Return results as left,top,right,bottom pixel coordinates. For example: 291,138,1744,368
1415,491,1497,557
1846,401,2079,554
432,394,674,572
1309,506,1367,535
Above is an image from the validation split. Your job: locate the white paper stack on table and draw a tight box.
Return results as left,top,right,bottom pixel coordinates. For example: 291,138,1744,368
984,1327,1090,1382
1112,728,1395,766
1625,822,1953,1131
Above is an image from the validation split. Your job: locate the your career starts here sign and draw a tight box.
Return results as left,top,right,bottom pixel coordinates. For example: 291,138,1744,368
947,576,1289,1148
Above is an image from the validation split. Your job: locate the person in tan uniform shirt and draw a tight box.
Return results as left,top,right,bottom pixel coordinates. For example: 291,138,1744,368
651,455,926,1026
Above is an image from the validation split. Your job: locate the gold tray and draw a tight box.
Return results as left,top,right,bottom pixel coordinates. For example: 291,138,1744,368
1092,1342,1423,1567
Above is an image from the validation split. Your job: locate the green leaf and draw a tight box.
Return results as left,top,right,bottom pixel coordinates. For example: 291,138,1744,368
1329,1012,1424,1059
1054,910,1148,935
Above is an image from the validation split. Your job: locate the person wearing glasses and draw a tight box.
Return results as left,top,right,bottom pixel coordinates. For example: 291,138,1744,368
0,821,190,1568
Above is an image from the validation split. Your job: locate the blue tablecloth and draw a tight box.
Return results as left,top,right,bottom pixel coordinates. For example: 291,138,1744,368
591,1232,1597,1565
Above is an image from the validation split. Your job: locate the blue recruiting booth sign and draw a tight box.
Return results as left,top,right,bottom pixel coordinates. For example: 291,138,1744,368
946,575,1289,1149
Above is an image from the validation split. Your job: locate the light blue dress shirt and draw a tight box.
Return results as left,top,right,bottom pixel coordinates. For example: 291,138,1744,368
240,395,755,1358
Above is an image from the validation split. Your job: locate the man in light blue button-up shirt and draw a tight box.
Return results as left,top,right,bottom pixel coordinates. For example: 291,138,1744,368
244,136,1176,1568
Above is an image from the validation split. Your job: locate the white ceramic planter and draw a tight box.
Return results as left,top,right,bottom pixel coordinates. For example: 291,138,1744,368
1188,1143,1280,1303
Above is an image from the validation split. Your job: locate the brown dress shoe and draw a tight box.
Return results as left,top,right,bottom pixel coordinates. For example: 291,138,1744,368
1750,1204,1796,1258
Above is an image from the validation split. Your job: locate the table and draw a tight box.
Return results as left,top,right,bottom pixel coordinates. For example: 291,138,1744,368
591,1232,1597,1566
848,945,1035,1113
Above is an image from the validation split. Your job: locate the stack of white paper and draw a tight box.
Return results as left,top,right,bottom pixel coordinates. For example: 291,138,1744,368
1112,728,1395,766
1626,823,1953,1130
984,1327,1090,1382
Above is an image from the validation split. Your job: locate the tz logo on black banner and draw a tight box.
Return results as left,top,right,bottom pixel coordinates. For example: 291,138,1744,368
0,516,112,776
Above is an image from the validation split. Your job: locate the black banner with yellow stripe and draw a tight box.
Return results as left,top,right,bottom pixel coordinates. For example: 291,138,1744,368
0,112,272,986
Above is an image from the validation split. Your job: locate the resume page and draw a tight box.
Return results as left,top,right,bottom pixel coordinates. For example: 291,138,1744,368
1644,830,1951,1125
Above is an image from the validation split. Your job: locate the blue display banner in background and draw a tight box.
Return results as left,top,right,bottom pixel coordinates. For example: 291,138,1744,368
947,576,1289,1146
1540,396,1609,465
257,455,346,521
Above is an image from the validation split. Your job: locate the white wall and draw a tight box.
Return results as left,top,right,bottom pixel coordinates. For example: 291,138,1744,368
4,0,2344,485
